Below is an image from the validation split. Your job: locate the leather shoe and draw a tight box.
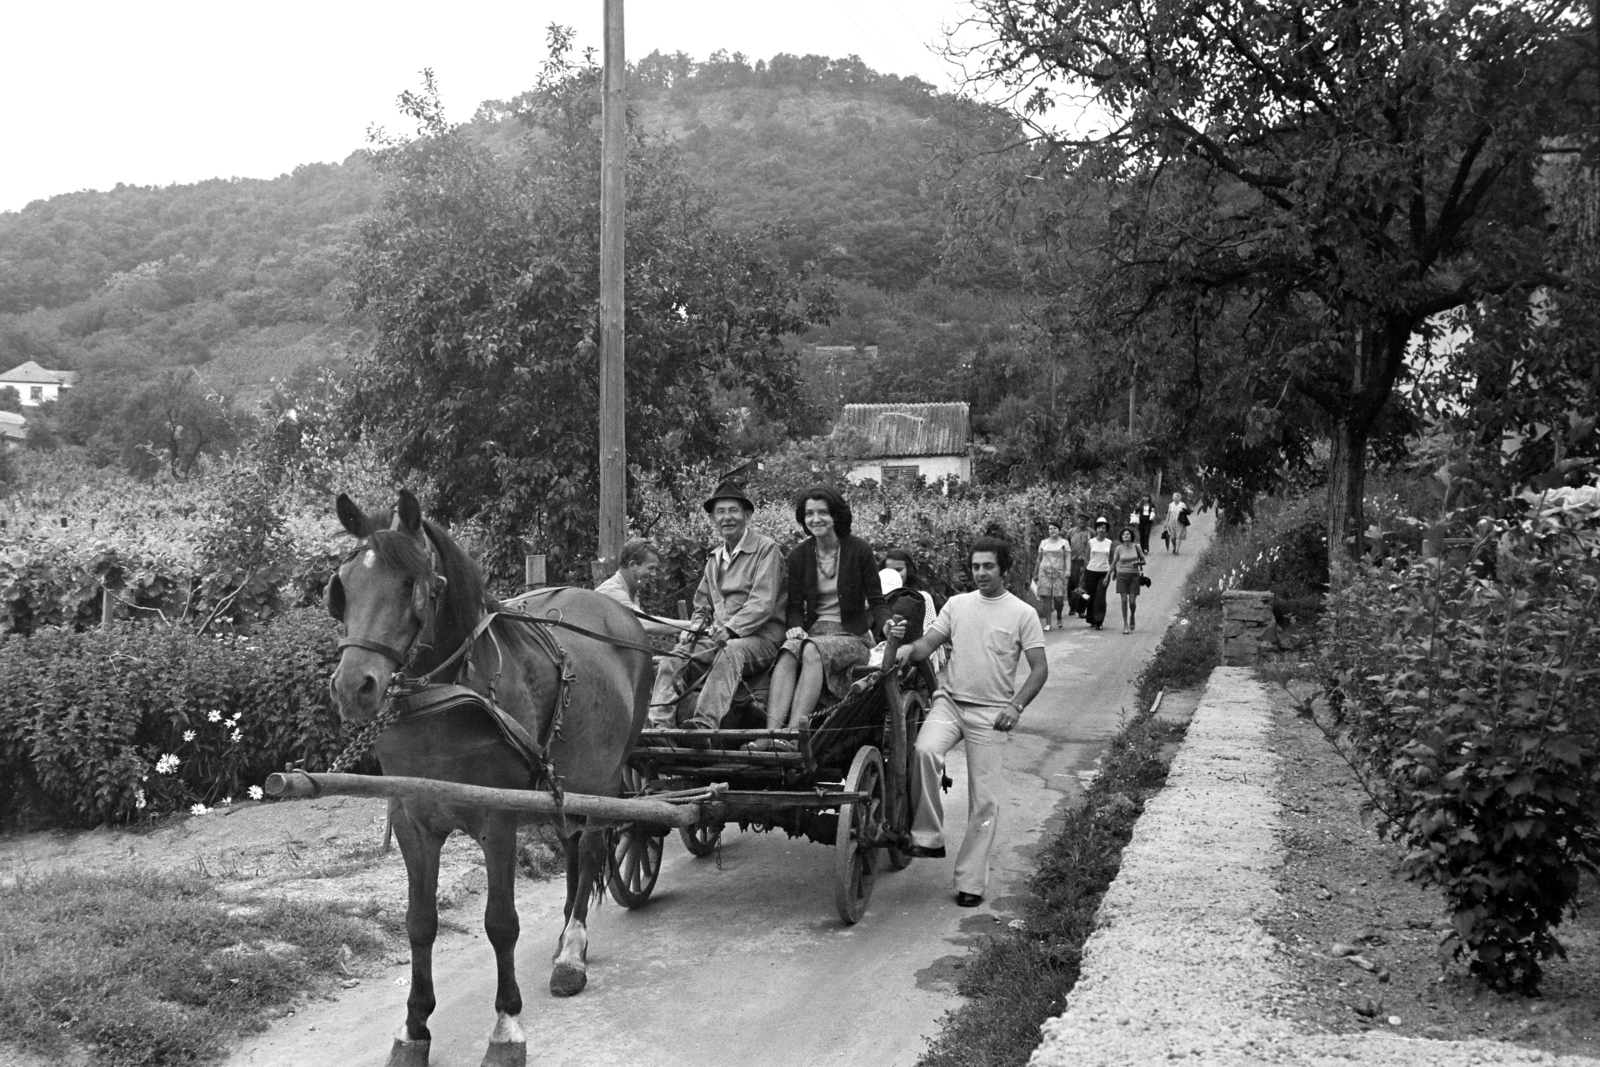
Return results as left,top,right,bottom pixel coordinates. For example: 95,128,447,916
905,844,946,859
955,892,983,908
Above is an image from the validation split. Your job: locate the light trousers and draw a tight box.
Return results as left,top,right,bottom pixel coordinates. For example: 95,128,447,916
912,693,1009,896
648,633,779,728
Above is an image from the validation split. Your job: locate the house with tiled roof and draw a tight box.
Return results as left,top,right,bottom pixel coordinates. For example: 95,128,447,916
0,361,77,406
837,402,972,487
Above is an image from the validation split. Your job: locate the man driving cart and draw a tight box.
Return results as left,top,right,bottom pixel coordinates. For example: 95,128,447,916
648,480,787,731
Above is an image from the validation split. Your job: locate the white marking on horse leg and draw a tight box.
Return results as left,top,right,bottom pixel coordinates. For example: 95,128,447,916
487,1012,526,1044
548,916,589,997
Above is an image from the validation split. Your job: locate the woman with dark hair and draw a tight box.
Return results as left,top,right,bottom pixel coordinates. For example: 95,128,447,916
1110,525,1147,633
753,486,889,752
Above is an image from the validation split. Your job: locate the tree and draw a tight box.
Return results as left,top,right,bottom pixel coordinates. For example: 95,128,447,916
0,386,19,413
959,0,1597,558
347,35,834,581
121,369,238,478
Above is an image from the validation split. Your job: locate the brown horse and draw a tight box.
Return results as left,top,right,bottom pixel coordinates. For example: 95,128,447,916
326,490,651,1067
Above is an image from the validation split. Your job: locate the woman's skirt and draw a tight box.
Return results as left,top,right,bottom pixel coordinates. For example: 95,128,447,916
1037,550,1071,597
782,621,872,703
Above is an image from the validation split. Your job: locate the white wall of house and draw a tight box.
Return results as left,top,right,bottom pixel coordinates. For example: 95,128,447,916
847,453,971,486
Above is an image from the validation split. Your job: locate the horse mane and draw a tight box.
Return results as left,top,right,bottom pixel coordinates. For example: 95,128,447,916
362,516,493,672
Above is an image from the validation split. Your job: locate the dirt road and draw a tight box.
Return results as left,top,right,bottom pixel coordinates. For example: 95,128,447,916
225,517,1212,1067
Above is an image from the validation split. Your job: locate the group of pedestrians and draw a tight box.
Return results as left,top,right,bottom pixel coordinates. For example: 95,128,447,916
1030,491,1191,635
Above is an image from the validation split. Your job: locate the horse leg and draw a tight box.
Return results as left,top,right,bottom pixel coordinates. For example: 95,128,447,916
388,809,445,1067
468,812,525,1067
550,827,603,996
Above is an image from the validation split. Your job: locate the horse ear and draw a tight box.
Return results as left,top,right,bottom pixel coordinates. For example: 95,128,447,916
336,494,367,538
396,490,423,534
325,575,345,621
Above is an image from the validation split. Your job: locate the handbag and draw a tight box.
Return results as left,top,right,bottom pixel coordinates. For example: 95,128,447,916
1139,575,1152,588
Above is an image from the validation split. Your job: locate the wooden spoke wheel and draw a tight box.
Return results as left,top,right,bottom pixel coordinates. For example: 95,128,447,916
884,691,925,871
606,825,664,908
834,745,884,924
607,765,665,907
678,822,722,857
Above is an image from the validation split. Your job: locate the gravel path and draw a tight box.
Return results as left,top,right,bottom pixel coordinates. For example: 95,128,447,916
1028,666,1599,1067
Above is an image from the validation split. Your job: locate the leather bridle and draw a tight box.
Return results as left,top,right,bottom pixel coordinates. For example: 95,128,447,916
334,531,447,679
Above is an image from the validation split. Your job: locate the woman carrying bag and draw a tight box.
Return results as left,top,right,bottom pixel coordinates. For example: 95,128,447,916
1110,525,1148,633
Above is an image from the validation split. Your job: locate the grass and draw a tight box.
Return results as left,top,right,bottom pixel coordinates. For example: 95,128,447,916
920,495,1330,1067
0,870,384,1067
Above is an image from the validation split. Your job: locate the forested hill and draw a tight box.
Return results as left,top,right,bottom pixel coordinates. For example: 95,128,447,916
0,53,1017,399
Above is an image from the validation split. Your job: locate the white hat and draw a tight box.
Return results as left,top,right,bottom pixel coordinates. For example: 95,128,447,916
1095,516,1109,525
878,567,903,593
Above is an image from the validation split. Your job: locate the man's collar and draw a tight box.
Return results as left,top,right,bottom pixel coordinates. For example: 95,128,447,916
715,527,755,563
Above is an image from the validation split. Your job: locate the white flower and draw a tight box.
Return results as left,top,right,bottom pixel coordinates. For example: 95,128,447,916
134,788,147,810
248,785,265,801
190,803,211,816
182,730,196,742
207,710,223,723
156,754,180,775
221,797,233,806
231,729,243,743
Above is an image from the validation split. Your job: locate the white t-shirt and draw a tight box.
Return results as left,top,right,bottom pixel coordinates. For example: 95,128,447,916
1086,536,1113,572
928,590,1045,707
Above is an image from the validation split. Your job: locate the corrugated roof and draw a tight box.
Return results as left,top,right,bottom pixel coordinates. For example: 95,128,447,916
837,402,970,457
0,361,75,385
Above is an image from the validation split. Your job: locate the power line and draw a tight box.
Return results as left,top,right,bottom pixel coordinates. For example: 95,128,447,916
831,0,898,73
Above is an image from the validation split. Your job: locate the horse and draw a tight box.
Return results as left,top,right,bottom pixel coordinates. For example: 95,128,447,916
325,489,652,1067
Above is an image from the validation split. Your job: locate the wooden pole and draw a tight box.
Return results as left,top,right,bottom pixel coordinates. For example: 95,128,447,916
264,770,713,828
598,0,627,570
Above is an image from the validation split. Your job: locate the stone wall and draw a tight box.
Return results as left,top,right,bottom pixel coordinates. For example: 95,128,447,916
1221,590,1277,666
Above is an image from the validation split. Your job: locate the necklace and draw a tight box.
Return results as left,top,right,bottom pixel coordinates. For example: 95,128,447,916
817,546,839,579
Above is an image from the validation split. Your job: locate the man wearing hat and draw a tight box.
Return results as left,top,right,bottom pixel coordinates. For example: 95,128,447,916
648,480,787,729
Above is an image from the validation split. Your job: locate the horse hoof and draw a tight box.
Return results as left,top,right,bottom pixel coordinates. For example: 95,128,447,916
549,962,588,997
386,1038,431,1067
481,1040,527,1067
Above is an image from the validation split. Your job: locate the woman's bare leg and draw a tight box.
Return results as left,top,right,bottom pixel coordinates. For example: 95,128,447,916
787,643,826,727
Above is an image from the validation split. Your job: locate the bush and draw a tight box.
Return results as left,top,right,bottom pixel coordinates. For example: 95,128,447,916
0,608,347,827
1320,491,1600,993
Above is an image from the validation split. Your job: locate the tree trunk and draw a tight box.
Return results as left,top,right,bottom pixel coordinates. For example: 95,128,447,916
1327,417,1370,580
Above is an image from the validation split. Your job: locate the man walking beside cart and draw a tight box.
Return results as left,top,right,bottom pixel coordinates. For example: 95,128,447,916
649,480,787,730
892,536,1047,908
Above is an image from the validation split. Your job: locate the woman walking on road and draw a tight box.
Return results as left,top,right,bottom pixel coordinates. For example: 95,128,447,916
1136,495,1157,553
1032,521,1071,631
1082,518,1113,630
1110,526,1147,633
1164,492,1190,554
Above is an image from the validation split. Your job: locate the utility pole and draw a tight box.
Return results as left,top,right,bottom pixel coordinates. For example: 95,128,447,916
597,0,626,576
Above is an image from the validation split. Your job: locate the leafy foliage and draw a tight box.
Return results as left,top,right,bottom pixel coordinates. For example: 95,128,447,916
1320,493,1600,992
958,0,1597,551
347,50,834,582
0,607,347,827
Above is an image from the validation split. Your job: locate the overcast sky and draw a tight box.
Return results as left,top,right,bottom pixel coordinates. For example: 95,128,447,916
1,0,1007,214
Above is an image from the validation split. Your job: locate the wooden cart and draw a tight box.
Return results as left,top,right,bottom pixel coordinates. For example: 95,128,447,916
265,643,933,927
606,644,932,924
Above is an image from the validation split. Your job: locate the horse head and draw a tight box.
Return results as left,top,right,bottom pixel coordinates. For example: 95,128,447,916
326,489,452,723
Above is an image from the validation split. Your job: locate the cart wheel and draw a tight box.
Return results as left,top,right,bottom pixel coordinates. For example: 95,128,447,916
885,692,925,871
606,826,664,908
679,823,721,857
835,745,884,924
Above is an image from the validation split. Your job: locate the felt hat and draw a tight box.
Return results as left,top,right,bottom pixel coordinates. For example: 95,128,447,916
702,479,756,514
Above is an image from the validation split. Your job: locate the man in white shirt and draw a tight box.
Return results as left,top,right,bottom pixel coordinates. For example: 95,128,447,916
594,539,682,638
893,536,1048,907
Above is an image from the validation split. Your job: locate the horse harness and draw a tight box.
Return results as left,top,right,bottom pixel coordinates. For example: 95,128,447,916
325,537,658,810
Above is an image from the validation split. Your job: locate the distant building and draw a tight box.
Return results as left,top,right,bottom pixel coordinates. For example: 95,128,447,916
0,361,77,406
838,402,972,486
0,410,25,448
